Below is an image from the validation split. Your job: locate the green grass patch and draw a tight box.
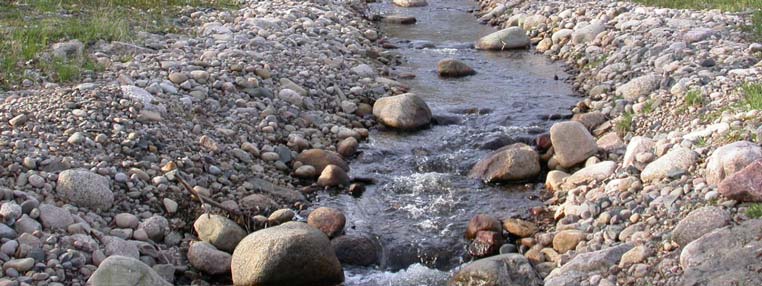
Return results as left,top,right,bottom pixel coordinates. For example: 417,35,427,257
684,90,705,107
741,83,762,110
746,203,762,219
632,0,762,41
642,100,654,114
616,112,634,135
0,0,239,89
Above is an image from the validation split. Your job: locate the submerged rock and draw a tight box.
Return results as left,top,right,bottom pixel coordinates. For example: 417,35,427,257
475,27,530,50
437,59,476,77
450,254,542,286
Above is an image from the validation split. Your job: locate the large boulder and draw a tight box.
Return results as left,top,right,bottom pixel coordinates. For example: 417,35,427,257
437,59,476,77
475,27,530,50
706,141,762,185
640,147,697,182
87,255,171,286
544,244,632,286
671,206,729,246
231,222,343,286
549,121,598,168
718,160,762,202
56,169,114,210
615,74,660,101
193,214,247,252
680,219,762,286
449,254,542,286
294,149,349,174
372,93,432,130
317,165,350,188
469,143,540,183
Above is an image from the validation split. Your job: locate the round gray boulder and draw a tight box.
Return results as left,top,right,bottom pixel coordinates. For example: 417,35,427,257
87,255,171,286
475,27,530,50
56,169,113,210
231,222,343,286
372,93,432,130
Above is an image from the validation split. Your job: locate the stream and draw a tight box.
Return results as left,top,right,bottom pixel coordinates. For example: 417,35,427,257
317,0,578,285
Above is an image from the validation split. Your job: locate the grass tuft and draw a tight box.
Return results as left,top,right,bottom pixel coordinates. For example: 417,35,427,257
741,83,762,110
684,90,705,107
616,112,634,134
632,0,762,41
0,0,239,89
747,203,762,219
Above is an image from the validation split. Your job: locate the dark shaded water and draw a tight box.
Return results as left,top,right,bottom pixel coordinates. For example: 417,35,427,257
320,1,578,285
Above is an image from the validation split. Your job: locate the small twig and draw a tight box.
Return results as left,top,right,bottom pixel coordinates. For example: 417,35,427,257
175,172,241,216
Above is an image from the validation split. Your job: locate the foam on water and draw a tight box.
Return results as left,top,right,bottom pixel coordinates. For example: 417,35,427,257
344,264,451,286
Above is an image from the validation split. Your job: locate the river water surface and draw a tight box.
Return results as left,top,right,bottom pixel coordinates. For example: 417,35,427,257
319,1,578,285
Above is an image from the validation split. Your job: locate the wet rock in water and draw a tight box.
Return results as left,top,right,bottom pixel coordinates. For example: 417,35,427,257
680,219,762,286
502,218,538,238
373,93,432,130
465,214,501,240
294,149,349,174
307,207,346,238
450,254,542,286
437,59,476,77
188,241,232,275
544,244,632,286
193,214,247,252
231,222,343,286
392,0,427,7
469,143,540,183
549,121,597,168
672,206,729,246
337,137,359,158
615,74,660,101
87,255,171,286
640,147,697,182
706,141,762,185
317,165,350,188
475,27,530,50
56,169,114,210
468,230,504,258
381,15,417,25
552,229,586,253
331,235,381,266
718,160,762,202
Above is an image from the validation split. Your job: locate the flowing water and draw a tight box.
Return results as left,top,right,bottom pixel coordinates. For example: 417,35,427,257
319,1,578,285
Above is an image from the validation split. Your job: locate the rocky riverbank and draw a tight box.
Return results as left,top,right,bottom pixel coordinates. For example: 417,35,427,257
450,0,762,285
0,0,399,284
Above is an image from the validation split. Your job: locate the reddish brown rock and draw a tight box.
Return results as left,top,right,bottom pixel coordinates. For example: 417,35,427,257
295,149,349,174
307,207,346,238
337,137,359,158
718,160,762,202
465,214,501,240
467,230,504,258
437,59,476,77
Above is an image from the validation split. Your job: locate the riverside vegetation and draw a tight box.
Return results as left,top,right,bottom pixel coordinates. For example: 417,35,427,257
0,0,761,285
